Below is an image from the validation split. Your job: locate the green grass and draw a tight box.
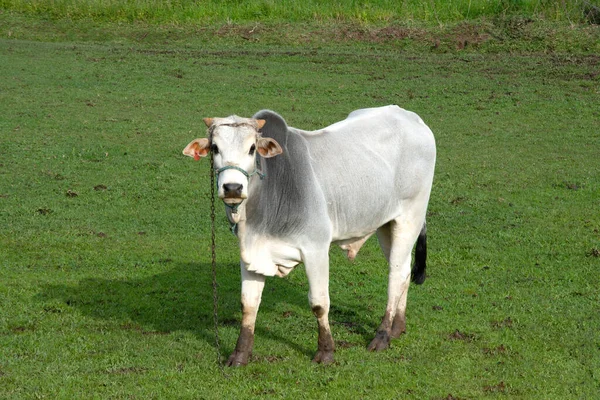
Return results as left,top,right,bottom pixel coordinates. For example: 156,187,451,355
2,5,599,55
1,0,599,24
1,11,599,400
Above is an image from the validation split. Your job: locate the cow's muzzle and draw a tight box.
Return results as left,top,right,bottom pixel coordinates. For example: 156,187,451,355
222,183,245,204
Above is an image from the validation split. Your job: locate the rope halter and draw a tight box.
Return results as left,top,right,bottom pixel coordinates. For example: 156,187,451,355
214,156,265,215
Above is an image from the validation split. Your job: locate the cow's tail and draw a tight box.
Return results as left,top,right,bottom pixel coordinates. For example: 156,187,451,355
411,222,427,285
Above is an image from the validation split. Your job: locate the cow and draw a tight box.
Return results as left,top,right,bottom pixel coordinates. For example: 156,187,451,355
183,105,436,366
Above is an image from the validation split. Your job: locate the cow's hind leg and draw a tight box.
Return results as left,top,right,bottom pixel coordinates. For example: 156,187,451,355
375,222,405,339
304,249,335,364
391,222,427,338
368,217,421,351
227,264,266,366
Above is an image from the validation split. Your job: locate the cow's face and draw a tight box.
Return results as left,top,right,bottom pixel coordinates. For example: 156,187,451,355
183,116,282,207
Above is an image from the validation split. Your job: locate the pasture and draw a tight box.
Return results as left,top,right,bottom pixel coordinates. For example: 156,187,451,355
1,7,599,399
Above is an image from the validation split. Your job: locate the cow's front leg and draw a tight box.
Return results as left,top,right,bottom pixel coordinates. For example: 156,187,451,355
305,250,335,364
311,305,335,364
226,264,265,367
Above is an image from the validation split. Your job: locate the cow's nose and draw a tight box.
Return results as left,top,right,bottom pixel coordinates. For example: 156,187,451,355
223,183,243,197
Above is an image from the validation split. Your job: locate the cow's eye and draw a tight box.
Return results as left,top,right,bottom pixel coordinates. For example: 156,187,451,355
211,144,219,154
249,144,256,155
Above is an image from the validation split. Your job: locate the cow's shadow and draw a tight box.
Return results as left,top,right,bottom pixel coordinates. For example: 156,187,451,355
37,260,376,360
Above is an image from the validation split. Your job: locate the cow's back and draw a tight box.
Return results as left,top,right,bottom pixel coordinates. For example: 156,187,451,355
299,105,436,241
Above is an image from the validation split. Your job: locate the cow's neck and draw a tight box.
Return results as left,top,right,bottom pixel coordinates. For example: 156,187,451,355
226,177,260,266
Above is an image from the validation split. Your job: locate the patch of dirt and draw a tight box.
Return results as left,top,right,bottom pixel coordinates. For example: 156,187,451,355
446,22,491,50
252,387,278,396
495,16,535,39
43,304,64,314
484,381,507,393
332,25,426,43
483,344,507,356
10,325,34,334
215,23,265,41
587,248,600,257
547,55,600,80
450,196,466,205
44,170,66,180
440,395,466,400
448,330,475,342
554,180,585,190
492,317,513,329
551,54,600,66
332,320,364,334
212,21,432,45
307,21,495,50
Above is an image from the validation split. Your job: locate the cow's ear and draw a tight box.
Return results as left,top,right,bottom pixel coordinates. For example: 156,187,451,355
183,138,210,161
255,119,266,130
256,137,282,158
203,118,214,128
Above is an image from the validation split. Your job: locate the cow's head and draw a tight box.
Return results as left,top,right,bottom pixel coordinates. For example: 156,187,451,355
183,116,282,208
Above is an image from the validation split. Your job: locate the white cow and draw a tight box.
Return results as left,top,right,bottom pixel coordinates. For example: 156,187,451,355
183,105,436,365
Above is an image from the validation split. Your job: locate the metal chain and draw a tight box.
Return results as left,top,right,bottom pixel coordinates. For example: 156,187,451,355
210,152,223,370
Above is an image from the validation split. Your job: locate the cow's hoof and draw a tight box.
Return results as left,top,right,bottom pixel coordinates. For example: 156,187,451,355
312,350,335,364
367,331,391,352
226,351,250,367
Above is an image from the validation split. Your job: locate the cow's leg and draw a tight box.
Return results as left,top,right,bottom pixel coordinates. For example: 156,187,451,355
391,289,408,338
304,249,335,364
226,264,266,366
368,217,421,351
375,223,407,339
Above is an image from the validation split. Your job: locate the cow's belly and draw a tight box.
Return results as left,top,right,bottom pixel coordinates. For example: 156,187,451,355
328,187,404,241
241,235,303,277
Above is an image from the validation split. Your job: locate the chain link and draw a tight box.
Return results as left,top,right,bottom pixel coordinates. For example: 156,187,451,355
210,152,223,370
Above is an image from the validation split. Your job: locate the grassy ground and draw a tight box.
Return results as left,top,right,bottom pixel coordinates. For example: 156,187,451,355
1,0,599,24
1,6,599,400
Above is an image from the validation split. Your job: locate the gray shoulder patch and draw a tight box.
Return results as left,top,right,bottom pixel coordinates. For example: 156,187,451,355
246,110,327,240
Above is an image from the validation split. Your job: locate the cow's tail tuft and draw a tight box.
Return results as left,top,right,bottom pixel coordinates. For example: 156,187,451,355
411,222,427,285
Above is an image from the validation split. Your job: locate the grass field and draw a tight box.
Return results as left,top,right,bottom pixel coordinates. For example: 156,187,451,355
1,4,599,399
1,0,599,24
